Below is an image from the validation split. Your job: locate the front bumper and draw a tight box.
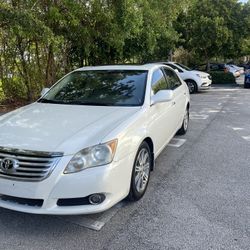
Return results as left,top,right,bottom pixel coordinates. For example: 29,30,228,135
198,79,212,90
0,154,134,215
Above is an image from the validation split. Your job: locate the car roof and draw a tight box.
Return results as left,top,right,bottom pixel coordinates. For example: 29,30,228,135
75,64,161,71
145,61,175,65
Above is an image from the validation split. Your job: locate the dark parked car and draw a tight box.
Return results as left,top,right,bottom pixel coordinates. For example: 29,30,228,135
194,63,227,72
194,63,242,77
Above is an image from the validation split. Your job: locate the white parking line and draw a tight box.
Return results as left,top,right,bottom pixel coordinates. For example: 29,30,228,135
56,202,125,231
242,136,250,142
206,109,220,113
60,216,105,231
168,138,186,148
232,127,244,131
190,114,209,120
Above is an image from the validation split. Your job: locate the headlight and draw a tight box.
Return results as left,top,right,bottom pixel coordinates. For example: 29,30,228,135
196,74,207,79
64,139,118,174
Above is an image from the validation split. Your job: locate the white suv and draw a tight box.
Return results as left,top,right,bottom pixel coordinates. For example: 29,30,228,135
0,64,190,215
160,62,212,94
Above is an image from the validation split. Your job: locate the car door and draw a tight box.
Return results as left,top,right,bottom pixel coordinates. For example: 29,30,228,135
162,67,187,129
148,69,177,155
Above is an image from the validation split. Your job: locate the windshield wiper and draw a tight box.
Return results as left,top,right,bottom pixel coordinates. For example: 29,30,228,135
38,99,114,106
66,101,114,106
38,99,64,104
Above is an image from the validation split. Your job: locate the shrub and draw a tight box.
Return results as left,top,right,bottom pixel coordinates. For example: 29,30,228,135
0,81,5,102
210,71,236,84
1,76,28,102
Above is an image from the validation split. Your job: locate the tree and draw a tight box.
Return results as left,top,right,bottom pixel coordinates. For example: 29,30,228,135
176,0,250,66
0,0,248,102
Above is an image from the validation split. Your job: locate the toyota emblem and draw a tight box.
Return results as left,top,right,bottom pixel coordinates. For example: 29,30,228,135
0,158,19,173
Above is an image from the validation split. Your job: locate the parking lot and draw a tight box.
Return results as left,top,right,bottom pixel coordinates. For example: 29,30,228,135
1,85,250,250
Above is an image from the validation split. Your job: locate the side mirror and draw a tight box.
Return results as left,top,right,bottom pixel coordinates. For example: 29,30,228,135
151,90,174,105
174,69,179,73
41,88,50,97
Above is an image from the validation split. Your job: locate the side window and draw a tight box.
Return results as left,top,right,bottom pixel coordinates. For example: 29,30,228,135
162,68,182,89
151,69,169,94
210,64,219,71
165,64,183,73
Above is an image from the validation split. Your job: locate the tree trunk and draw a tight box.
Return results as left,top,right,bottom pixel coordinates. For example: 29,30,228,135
45,44,56,86
17,38,33,101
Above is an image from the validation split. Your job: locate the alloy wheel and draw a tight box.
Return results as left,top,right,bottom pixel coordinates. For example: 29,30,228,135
187,81,195,94
134,148,150,193
183,109,189,131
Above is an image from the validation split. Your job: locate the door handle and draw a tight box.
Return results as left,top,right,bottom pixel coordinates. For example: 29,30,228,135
172,101,176,106
184,92,187,96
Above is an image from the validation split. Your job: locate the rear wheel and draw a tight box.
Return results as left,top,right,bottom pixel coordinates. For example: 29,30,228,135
185,80,197,94
177,108,189,135
128,142,152,201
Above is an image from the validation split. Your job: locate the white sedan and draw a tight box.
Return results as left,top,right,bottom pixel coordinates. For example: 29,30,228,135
160,62,212,94
0,64,190,215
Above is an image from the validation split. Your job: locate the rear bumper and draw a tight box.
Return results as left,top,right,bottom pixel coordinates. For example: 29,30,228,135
0,154,134,215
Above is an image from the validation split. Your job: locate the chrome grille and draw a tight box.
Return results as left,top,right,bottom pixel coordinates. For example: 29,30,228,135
0,147,63,182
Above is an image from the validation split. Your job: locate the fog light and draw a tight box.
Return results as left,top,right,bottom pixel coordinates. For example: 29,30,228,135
88,194,105,205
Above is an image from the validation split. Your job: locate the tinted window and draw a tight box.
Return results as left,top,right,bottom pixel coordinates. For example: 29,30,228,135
164,63,183,73
210,64,225,71
39,70,148,106
175,63,191,71
162,68,182,89
151,69,169,94
210,64,220,71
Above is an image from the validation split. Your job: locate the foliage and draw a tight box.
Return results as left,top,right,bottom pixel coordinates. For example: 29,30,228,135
176,0,250,64
0,0,249,102
0,0,191,101
0,81,4,101
210,71,236,84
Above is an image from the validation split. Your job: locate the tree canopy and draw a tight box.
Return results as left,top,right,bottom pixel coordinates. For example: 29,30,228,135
0,0,249,101
176,0,250,63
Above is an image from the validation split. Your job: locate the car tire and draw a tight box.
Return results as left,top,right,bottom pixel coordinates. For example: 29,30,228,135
177,107,189,135
185,80,197,94
128,142,152,201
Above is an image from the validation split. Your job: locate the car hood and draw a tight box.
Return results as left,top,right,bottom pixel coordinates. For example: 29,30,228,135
0,103,140,155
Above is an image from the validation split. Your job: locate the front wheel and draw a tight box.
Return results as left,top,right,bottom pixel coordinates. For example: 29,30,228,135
177,108,189,135
128,142,152,201
185,80,197,94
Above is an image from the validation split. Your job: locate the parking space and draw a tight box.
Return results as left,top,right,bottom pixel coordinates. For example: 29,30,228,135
1,85,250,249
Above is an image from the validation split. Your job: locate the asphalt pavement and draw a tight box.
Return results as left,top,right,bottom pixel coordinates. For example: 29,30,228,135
1,84,250,250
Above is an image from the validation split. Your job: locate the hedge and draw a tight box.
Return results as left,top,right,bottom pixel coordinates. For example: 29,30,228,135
210,71,236,84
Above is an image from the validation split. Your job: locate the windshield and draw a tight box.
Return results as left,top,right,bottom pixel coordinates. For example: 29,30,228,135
39,70,148,106
175,63,191,71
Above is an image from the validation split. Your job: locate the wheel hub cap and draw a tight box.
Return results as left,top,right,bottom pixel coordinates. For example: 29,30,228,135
134,148,150,193
184,110,189,131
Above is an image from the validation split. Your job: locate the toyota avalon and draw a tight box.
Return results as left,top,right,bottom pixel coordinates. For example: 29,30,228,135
0,64,190,214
